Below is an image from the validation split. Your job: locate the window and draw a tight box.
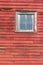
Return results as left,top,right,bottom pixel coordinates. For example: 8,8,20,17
16,11,37,32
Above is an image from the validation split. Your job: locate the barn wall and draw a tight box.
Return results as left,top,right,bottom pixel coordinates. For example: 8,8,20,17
0,0,43,65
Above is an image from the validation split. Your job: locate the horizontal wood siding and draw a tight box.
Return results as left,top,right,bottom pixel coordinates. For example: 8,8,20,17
0,0,43,65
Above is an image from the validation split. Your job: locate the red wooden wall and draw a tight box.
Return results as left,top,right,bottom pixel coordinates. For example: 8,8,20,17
0,0,43,65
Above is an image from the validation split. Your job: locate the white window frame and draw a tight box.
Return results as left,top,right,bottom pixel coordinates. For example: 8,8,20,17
16,11,37,32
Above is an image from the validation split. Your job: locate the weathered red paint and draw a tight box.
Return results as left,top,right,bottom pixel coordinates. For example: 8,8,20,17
0,0,43,65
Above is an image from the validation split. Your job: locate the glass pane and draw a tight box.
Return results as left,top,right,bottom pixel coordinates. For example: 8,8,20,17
20,15,25,24
27,15,32,24
26,15,33,30
27,24,32,30
20,15,26,30
20,24,26,30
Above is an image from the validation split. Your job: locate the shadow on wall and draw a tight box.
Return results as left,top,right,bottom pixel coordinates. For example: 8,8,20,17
0,8,12,11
